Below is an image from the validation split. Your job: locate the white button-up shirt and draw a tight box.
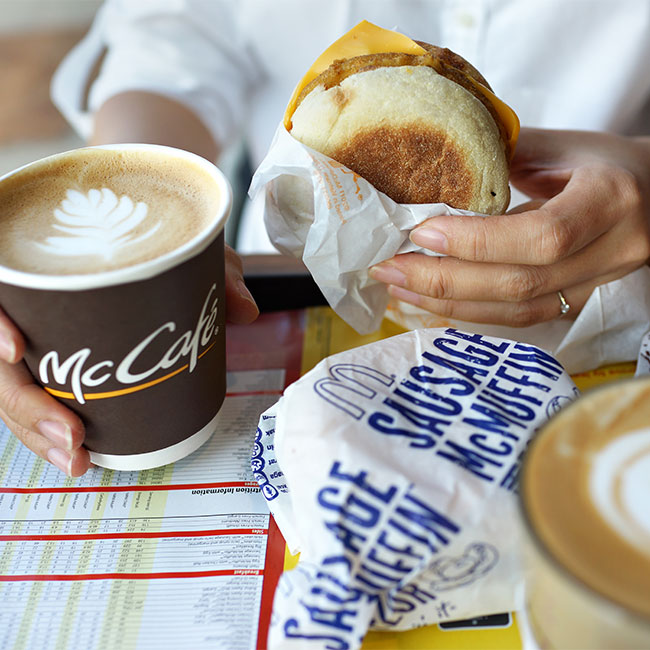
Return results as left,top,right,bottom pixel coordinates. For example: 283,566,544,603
52,0,650,252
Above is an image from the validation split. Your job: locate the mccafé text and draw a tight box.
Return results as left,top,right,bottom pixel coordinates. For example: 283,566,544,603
38,284,219,404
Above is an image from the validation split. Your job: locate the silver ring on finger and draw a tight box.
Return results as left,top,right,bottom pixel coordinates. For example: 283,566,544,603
557,290,571,316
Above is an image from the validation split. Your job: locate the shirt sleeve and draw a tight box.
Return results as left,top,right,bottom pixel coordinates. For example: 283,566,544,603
51,0,264,150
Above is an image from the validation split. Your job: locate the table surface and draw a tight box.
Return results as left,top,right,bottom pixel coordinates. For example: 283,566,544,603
0,261,638,649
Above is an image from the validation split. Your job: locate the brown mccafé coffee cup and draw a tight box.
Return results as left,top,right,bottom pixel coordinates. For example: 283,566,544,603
519,377,650,649
0,144,231,471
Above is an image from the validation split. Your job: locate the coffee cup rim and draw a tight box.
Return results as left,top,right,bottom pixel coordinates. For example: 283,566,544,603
519,375,650,624
0,143,232,291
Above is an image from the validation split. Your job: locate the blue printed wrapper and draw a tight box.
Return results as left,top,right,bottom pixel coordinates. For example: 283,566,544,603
253,327,579,649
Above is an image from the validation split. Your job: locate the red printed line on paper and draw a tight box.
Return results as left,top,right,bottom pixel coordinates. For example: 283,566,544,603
0,481,260,495
0,569,263,582
0,528,268,542
257,517,287,649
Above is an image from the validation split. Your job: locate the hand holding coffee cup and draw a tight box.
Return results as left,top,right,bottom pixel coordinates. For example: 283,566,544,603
0,145,259,475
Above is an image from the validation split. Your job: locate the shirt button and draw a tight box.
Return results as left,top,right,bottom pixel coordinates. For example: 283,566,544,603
456,11,477,29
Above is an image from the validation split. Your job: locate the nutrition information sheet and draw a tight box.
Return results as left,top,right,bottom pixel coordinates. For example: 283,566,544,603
0,366,288,650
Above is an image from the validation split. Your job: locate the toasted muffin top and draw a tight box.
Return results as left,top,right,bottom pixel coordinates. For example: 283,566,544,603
294,43,511,161
290,60,510,213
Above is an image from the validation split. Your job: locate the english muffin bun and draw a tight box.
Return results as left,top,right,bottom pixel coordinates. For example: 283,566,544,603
289,44,512,214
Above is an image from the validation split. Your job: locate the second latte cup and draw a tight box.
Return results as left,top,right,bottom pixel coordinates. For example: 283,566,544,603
519,377,650,649
0,144,232,471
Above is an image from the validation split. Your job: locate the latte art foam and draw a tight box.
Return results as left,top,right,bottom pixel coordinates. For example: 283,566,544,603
36,188,159,261
590,429,650,558
0,148,220,274
522,378,650,620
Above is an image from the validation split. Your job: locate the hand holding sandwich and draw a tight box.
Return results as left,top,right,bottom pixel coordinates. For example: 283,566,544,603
281,22,650,329
370,128,650,326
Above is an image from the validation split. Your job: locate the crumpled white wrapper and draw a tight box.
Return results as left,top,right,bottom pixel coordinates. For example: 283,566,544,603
634,328,650,376
249,125,650,374
251,327,579,649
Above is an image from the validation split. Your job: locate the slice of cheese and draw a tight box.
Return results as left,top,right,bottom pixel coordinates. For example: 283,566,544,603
284,21,426,129
468,79,520,158
284,20,519,157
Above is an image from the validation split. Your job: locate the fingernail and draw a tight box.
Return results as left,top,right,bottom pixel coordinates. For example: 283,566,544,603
0,331,17,363
38,420,73,450
237,279,257,305
47,447,72,476
369,263,406,287
410,227,448,253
